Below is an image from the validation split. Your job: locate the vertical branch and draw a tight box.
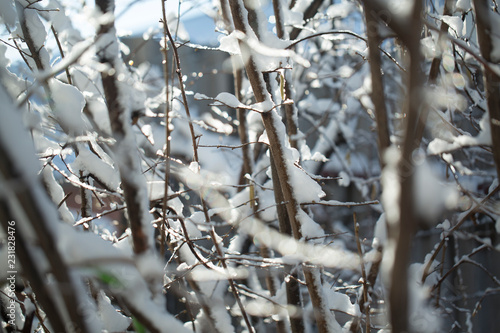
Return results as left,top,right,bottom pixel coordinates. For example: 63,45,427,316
283,73,299,150
272,0,285,39
273,0,299,149
221,3,285,331
356,11,390,329
18,3,94,231
473,0,500,181
16,2,45,71
220,0,254,186
261,76,294,333
0,81,92,333
427,0,454,83
160,0,171,260
79,171,92,223
235,64,255,184
228,1,338,332
270,153,305,333
95,0,151,255
391,2,424,332
163,13,255,333
364,9,390,164
350,213,370,333
51,25,73,85
361,1,424,332
263,0,304,320
0,202,68,333
52,23,93,226
162,17,199,163
414,0,454,145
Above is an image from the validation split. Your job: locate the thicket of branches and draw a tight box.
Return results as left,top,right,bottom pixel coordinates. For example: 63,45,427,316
1,0,500,332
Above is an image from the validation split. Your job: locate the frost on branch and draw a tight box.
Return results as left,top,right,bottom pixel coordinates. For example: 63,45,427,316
1,0,499,332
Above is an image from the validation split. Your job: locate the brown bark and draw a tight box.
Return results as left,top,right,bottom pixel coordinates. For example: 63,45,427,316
414,0,454,145
95,0,150,255
162,7,255,331
228,1,336,332
0,83,92,333
365,10,390,164
289,0,325,40
473,0,500,181
361,1,425,332
272,0,299,149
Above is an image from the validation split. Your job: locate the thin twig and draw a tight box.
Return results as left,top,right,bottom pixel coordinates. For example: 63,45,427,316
302,200,379,207
51,25,72,85
160,0,171,262
287,30,406,72
421,184,500,283
354,213,370,333
163,12,255,333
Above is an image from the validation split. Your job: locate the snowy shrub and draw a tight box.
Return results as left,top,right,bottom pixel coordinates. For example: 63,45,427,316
0,0,499,332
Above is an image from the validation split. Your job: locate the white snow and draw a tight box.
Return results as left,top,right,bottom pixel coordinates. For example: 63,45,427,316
176,246,234,333
42,167,75,224
421,36,437,59
24,8,47,47
258,130,270,145
287,162,326,203
437,219,451,231
49,79,86,134
323,285,360,317
72,148,120,191
385,0,414,18
251,99,275,113
135,253,164,284
218,31,241,55
337,170,351,187
441,15,464,37
0,84,40,178
297,209,325,240
456,0,471,12
97,291,131,332
326,3,357,18
183,213,203,239
146,180,165,201
120,279,192,333
285,0,305,27
246,34,310,70
408,263,442,332
372,213,387,249
489,11,500,62
189,265,249,281
381,147,401,225
245,299,278,317
240,217,360,269
0,45,25,98
141,123,155,144
228,187,253,222
57,223,131,265
413,159,458,223
215,92,246,109
85,96,112,134
0,0,15,27
189,161,200,174
428,112,492,154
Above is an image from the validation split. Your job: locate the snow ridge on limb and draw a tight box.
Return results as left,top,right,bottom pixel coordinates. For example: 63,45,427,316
473,0,500,181
0,79,95,333
227,1,344,332
95,0,152,255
